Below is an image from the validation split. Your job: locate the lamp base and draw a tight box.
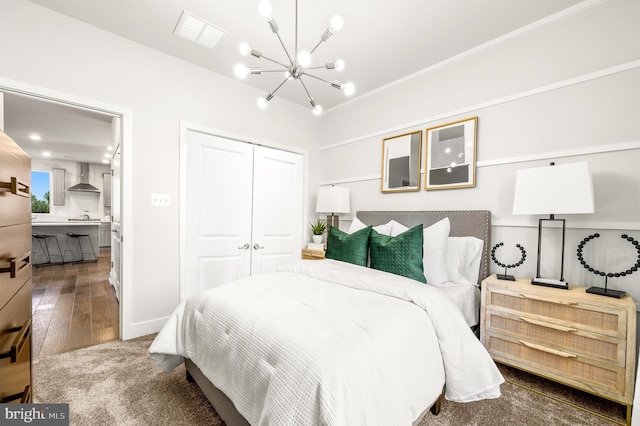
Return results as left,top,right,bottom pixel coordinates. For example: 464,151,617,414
496,274,515,281
531,277,569,290
585,286,627,298
326,214,340,230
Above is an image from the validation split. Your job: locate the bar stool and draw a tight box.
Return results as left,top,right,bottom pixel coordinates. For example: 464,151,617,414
64,233,97,263
32,234,64,266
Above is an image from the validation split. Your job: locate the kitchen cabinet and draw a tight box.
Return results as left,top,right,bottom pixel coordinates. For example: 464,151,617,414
100,223,111,248
52,167,65,206
103,172,112,207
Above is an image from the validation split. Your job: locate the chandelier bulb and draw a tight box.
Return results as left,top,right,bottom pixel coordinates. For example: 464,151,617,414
335,59,345,72
341,82,355,96
239,42,251,56
330,15,344,32
312,105,323,116
257,96,270,109
298,51,312,67
258,1,273,19
234,64,250,79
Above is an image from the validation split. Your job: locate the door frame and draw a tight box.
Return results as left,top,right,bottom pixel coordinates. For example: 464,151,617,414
0,76,134,340
179,121,309,301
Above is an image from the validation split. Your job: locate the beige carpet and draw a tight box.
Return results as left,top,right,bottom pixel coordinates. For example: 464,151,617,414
33,334,626,426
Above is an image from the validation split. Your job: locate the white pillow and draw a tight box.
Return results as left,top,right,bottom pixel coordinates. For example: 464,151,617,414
422,218,450,285
348,218,394,236
389,220,409,236
446,236,484,285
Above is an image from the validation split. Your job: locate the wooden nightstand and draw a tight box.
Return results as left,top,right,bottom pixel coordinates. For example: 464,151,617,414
481,275,636,424
301,248,325,260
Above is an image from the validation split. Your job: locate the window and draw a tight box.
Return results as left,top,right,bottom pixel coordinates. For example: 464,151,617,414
31,170,51,214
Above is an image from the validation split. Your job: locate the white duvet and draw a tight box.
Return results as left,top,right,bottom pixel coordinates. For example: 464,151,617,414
149,259,503,425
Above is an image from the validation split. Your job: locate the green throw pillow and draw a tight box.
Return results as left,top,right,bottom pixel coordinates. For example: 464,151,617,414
369,224,426,283
325,225,372,266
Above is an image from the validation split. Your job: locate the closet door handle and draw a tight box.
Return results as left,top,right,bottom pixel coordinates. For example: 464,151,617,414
0,252,30,278
238,243,250,250
253,243,264,250
0,319,31,363
0,177,30,198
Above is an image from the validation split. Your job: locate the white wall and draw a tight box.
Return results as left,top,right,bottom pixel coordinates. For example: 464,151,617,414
318,0,640,301
0,0,322,338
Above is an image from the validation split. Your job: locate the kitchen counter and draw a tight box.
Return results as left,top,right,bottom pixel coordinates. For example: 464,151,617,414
33,221,106,226
32,222,101,262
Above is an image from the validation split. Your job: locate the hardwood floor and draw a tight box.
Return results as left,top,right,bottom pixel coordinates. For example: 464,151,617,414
31,248,119,358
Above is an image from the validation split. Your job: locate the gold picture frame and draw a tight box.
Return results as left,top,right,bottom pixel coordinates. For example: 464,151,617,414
381,130,422,193
425,117,477,190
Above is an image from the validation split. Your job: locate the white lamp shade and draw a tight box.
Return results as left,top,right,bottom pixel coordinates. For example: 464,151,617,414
316,186,350,214
513,161,594,215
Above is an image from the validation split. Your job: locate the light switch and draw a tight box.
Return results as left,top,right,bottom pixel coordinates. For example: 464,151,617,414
151,193,170,207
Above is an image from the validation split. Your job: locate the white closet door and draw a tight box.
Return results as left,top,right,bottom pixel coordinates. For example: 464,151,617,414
185,131,253,297
251,145,304,275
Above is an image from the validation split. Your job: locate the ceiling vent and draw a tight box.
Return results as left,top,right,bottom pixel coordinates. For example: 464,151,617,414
173,11,227,49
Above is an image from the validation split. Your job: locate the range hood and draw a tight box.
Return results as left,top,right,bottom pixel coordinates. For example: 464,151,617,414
68,163,100,192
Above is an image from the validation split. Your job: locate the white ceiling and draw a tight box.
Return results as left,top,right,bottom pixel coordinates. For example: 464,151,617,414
5,0,585,162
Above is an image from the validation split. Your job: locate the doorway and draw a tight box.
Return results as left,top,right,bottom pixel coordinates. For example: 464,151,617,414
0,80,132,351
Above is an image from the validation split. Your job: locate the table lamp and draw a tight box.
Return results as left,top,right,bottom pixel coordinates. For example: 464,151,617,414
316,185,350,229
513,161,594,289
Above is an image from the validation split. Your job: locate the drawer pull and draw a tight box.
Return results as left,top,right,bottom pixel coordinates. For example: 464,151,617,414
519,293,577,305
0,252,30,278
519,316,577,332
519,339,577,358
0,319,31,363
0,385,31,404
0,177,30,198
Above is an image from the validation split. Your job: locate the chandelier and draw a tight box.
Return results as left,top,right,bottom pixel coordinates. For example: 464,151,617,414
234,0,355,115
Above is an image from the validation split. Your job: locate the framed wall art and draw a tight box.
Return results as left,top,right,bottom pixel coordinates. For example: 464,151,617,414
381,130,422,193
425,117,477,190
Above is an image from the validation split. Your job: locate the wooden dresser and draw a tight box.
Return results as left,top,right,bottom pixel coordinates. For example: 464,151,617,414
0,130,32,404
481,275,636,423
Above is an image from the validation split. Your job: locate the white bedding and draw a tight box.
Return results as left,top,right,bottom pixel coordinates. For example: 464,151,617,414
430,280,481,327
149,259,503,425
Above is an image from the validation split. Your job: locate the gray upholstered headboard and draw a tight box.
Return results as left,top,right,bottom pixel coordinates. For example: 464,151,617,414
356,210,492,284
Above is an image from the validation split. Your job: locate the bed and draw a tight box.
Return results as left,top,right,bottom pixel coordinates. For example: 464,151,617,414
149,210,503,426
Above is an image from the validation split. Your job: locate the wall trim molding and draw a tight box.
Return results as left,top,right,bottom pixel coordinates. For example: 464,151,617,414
476,140,640,168
325,0,605,115
320,139,640,186
492,220,640,231
320,59,640,152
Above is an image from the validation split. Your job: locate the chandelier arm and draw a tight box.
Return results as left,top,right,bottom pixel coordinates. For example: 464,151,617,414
274,31,294,65
297,78,314,102
305,65,331,71
301,72,342,88
258,54,290,70
309,39,325,55
268,77,291,97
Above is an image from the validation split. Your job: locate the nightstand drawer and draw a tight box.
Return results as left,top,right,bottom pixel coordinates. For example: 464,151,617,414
301,248,325,260
486,333,626,398
486,286,626,339
485,311,626,367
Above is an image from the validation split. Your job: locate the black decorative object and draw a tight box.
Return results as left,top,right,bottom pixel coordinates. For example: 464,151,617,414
491,242,526,281
577,233,640,298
